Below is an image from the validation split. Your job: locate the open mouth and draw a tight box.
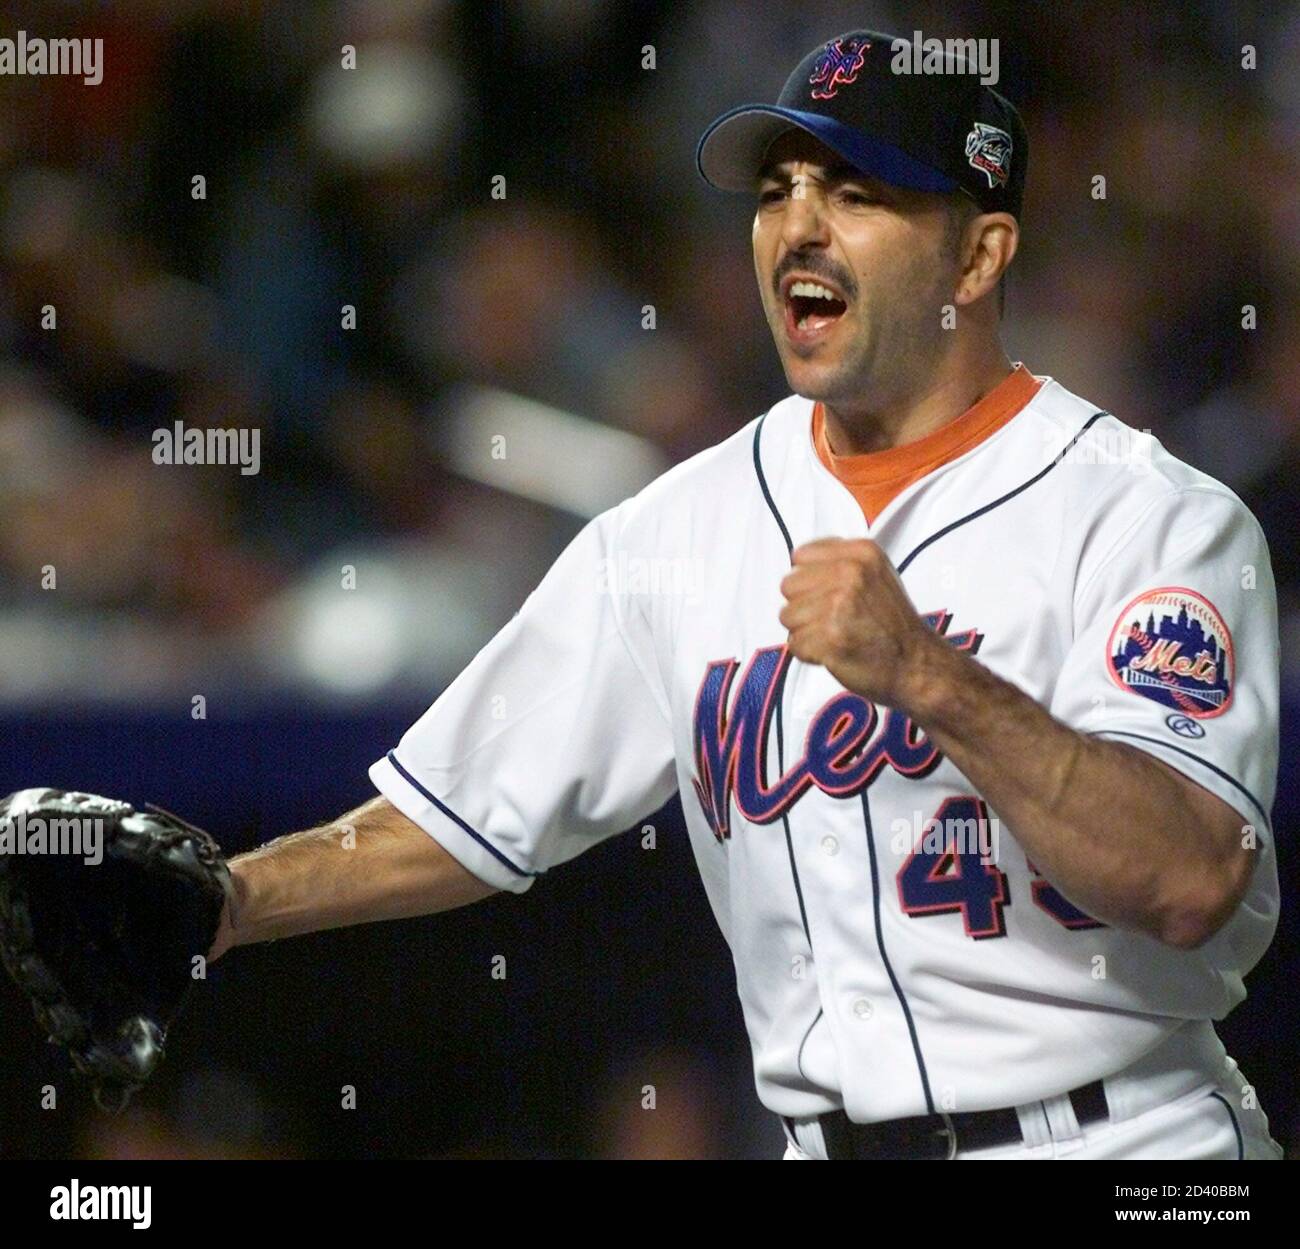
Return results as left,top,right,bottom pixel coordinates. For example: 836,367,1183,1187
783,278,848,338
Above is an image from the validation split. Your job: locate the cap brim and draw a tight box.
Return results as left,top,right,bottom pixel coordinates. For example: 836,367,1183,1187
696,104,958,196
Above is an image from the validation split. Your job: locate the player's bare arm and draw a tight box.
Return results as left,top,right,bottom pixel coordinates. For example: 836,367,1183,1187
209,797,497,962
780,538,1250,949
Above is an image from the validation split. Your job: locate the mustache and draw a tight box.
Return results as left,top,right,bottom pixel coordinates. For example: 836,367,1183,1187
773,257,856,301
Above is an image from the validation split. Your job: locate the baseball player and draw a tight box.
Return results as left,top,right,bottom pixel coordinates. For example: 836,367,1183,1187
207,30,1281,1159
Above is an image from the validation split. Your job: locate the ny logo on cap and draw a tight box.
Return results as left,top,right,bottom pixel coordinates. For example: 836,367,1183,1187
809,37,869,100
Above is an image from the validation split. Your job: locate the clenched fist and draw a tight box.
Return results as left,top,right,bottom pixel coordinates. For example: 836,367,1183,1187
778,537,949,711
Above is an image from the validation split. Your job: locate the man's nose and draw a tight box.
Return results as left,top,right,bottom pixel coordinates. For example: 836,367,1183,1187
781,183,831,252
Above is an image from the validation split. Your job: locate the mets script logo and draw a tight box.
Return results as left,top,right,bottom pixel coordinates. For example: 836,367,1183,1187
1107,587,1233,719
809,37,870,100
691,611,981,841
965,122,1012,189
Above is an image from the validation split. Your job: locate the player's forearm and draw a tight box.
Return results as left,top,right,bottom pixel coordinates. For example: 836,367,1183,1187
219,797,499,954
903,646,1252,948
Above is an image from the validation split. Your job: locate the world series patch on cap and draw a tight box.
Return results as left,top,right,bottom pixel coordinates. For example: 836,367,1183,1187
696,29,1028,219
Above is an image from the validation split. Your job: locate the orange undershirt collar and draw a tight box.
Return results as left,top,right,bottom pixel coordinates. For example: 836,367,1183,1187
811,363,1043,525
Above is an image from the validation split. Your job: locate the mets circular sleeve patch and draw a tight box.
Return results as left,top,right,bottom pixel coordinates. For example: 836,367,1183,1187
1106,587,1234,718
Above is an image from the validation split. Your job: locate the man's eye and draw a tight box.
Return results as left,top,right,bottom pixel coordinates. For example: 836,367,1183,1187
759,187,788,204
838,189,878,206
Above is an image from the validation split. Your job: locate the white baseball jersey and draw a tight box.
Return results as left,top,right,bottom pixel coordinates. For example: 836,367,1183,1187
370,367,1279,1124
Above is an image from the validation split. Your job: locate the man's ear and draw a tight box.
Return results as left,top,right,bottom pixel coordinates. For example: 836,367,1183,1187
955,213,1018,307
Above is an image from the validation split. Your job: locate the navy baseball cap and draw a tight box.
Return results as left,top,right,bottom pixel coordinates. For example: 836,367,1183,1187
696,30,1027,219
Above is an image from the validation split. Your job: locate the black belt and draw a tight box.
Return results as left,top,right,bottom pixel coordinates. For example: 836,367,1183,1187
801,1079,1110,1160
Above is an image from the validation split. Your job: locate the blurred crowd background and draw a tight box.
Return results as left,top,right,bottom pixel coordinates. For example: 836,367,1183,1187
0,0,1296,1159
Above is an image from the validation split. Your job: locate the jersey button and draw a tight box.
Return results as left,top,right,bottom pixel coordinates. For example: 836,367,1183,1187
852,998,873,1020
820,835,839,856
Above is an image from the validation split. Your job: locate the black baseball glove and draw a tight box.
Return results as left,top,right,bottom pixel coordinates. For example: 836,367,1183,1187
0,788,231,1111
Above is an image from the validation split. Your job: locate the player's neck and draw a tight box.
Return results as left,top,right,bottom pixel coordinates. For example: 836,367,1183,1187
822,348,1015,457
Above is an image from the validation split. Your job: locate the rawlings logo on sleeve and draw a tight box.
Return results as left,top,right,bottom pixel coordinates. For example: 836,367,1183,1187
1107,587,1233,718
